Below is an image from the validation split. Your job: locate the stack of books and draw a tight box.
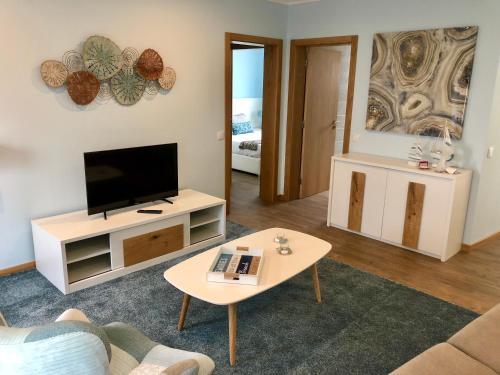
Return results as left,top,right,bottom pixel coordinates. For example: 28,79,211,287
207,246,264,285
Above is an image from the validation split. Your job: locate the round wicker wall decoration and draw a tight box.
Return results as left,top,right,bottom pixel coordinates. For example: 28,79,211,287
158,67,176,90
111,68,146,105
96,81,113,103
40,60,68,88
145,80,160,96
136,49,164,80
83,35,124,80
122,47,139,67
66,71,100,105
62,50,84,73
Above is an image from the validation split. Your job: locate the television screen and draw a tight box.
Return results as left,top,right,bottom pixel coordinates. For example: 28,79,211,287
84,143,178,215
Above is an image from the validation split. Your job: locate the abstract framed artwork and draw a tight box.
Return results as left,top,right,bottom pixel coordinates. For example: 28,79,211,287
365,26,478,139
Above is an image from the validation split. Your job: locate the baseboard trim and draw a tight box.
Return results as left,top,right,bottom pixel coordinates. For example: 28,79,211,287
462,231,500,251
0,261,36,276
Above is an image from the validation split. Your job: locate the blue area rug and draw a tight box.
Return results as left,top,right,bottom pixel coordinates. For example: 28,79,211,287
1,221,478,374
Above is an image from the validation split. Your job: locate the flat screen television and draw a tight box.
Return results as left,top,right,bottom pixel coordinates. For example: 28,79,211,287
84,143,178,215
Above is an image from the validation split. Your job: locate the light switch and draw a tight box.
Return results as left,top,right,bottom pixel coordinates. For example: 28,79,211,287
487,146,495,159
217,130,225,140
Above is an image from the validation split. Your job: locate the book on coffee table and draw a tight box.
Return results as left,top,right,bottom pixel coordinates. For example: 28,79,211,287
207,246,264,285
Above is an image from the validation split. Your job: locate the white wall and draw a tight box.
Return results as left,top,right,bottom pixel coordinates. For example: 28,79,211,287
0,0,287,269
471,58,500,241
281,0,500,244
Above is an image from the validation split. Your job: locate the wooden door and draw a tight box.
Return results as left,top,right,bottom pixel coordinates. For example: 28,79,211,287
300,47,341,198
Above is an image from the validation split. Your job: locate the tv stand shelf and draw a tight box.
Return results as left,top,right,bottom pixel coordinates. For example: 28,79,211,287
32,189,226,294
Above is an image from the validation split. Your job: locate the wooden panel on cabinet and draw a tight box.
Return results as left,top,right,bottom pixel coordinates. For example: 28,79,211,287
123,224,184,266
402,182,426,249
348,172,366,232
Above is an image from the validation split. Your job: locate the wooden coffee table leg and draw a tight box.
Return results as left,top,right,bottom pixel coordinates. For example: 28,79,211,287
228,303,237,366
311,263,322,303
178,293,191,331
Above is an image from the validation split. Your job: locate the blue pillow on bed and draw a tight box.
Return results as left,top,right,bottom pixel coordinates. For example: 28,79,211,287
232,121,253,135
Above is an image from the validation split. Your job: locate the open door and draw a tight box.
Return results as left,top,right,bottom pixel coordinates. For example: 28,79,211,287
300,47,341,198
225,33,282,213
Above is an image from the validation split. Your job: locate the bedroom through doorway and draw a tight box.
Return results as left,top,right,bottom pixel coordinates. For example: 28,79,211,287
225,33,283,213
231,42,264,206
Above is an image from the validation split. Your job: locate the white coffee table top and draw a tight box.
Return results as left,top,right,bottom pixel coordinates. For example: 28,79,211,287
163,228,332,305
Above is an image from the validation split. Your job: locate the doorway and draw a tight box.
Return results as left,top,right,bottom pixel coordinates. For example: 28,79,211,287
283,36,358,201
231,43,264,207
225,33,283,213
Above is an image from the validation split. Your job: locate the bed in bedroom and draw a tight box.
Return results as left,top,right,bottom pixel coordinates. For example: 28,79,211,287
231,99,263,175
232,128,261,175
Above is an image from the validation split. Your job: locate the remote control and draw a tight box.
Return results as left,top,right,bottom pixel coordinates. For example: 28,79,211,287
137,209,163,214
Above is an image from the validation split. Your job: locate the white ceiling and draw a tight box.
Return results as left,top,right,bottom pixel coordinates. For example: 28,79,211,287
267,0,320,5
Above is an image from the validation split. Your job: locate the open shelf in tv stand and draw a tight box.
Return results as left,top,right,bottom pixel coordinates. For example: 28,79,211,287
32,189,226,294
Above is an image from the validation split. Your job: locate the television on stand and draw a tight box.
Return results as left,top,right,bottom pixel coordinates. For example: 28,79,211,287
83,143,178,219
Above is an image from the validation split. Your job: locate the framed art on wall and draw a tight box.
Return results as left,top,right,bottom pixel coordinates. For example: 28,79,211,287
365,26,478,140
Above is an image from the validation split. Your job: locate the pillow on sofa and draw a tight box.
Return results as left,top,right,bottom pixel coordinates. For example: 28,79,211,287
0,320,111,375
232,121,253,135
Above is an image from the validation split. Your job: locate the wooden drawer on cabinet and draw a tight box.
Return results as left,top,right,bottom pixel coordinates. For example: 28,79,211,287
123,224,184,266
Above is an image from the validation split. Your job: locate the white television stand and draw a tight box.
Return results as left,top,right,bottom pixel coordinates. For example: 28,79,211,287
32,189,226,294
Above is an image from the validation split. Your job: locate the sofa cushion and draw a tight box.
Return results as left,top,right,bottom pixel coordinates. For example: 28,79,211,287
129,360,199,375
142,345,215,375
448,303,500,373
390,343,496,375
103,322,157,363
0,331,109,375
26,320,111,360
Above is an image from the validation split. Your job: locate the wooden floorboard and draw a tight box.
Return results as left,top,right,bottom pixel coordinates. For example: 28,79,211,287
229,170,500,314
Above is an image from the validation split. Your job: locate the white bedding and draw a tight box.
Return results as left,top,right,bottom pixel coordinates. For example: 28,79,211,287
232,129,262,158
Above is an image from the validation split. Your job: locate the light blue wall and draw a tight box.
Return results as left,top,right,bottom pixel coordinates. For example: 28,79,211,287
232,49,264,99
281,0,500,244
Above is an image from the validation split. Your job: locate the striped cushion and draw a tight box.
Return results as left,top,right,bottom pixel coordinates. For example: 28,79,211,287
0,320,111,375
103,322,156,363
0,332,109,375
26,320,111,360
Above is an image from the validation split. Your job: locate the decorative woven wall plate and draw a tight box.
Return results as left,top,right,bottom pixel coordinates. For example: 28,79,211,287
136,49,164,80
66,71,100,105
122,47,139,67
83,35,124,80
62,50,84,73
96,81,113,103
158,67,176,90
40,60,68,88
111,69,146,105
145,80,160,96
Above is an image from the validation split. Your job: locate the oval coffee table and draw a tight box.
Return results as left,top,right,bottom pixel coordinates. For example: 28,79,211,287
164,227,332,366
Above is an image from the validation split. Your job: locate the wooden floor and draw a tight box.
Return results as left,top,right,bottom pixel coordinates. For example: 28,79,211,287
229,170,500,314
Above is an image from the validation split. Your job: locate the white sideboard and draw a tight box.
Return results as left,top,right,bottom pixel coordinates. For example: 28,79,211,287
32,189,226,294
327,153,472,261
